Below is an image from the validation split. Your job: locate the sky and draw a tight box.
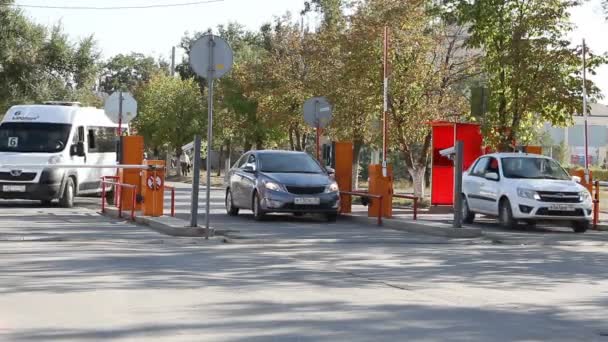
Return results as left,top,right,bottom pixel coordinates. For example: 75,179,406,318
14,0,608,103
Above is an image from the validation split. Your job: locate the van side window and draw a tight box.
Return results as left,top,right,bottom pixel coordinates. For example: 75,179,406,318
73,126,84,144
87,129,96,150
87,127,115,153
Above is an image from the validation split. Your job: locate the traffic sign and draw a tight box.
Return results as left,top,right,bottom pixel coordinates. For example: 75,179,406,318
189,34,234,79
146,175,163,191
104,92,137,124
303,97,332,128
187,33,234,234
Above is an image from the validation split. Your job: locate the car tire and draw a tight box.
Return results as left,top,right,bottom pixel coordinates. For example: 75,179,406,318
498,198,516,229
226,189,239,216
572,221,589,233
252,192,265,221
326,213,338,223
59,177,75,208
462,195,475,224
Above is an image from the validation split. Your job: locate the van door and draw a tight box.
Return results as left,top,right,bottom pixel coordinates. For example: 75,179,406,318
70,126,87,191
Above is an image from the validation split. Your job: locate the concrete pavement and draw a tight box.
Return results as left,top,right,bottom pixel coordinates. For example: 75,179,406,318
1,192,608,341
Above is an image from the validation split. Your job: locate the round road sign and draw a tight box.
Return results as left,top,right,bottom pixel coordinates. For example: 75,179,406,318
104,92,137,124
303,97,332,128
189,34,234,79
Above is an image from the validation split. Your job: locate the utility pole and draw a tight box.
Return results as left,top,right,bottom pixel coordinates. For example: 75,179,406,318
171,46,176,77
382,26,389,177
582,39,589,182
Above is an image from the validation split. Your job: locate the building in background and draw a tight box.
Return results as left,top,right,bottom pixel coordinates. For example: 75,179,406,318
543,103,608,167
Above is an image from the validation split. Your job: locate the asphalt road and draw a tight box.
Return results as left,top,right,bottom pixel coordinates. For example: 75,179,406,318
1,187,607,341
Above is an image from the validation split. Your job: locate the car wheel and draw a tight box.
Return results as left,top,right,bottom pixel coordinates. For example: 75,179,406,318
226,189,239,216
462,195,475,224
326,213,338,223
572,221,589,233
498,199,515,229
59,177,75,208
252,192,265,221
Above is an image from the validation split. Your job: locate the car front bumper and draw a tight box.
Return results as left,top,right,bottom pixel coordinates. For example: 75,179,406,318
260,190,340,213
512,197,592,221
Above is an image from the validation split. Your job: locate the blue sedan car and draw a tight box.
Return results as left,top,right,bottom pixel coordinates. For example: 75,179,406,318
225,150,340,221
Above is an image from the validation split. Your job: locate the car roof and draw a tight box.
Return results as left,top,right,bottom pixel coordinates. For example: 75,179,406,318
252,150,307,155
483,152,551,159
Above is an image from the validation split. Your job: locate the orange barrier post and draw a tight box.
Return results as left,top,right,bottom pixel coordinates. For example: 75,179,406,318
119,136,144,211
368,164,393,218
594,180,600,230
334,142,353,214
141,160,165,217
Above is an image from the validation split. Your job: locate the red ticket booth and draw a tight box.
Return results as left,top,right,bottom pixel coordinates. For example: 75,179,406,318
430,122,484,205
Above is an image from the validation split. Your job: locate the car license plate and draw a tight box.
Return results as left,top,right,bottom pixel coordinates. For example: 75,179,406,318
549,204,575,211
3,185,26,192
294,197,320,205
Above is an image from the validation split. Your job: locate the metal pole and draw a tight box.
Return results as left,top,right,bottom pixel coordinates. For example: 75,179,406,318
383,26,389,162
171,46,176,76
190,136,202,227
582,39,590,182
118,91,123,136
453,141,464,228
205,35,216,239
314,100,320,160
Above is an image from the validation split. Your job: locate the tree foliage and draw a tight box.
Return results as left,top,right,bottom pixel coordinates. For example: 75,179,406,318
454,0,606,150
0,1,102,111
100,53,168,94
134,75,205,155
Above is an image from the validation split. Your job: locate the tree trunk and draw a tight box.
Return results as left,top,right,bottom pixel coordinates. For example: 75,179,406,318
244,142,252,152
289,128,296,150
255,139,264,150
217,143,224,176
408,165,426,199
352,140,363,190
175,148,182,178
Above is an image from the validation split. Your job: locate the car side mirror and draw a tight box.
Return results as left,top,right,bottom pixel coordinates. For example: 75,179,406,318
70,142,85,157
572,175,581,183
242,165,256,173
485,172,499,181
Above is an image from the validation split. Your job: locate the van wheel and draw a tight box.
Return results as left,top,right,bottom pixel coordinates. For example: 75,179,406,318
106,190,115,206
462,195,475,224
59,177,75,208
572,221,589,233
498,199,515,229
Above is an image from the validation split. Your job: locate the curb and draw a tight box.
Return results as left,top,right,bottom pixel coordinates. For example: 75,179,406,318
101,207,215,238
342,214,483,239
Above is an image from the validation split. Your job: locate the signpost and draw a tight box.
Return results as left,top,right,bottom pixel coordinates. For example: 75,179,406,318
104,91,137,135
303,97,332,160
188,33,233,236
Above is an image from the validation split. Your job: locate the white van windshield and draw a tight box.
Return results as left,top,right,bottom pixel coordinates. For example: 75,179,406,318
0,122,71,153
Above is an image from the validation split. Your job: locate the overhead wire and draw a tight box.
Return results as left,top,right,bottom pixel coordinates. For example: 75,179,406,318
11,0,224,10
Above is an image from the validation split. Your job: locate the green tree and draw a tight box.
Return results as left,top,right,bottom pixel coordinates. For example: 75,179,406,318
134,75,205,160
455,0,606,151
100,53,167,94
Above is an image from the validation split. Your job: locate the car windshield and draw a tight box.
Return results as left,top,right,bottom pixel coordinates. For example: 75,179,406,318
501,157,570,180
0,122,71,153
259,153,324,173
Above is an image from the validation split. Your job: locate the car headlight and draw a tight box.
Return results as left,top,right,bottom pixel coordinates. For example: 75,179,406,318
326,181,339,193
264,181,283,192
517,188,540,200
579,190,591,202
48,155,63,164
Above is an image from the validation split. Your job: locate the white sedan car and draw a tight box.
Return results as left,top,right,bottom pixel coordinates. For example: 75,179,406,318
462,153,592,233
